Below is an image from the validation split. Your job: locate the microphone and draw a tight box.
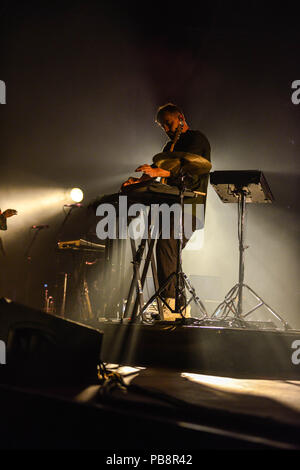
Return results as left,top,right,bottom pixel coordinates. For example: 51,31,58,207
63,203,83,208
31,224,49,230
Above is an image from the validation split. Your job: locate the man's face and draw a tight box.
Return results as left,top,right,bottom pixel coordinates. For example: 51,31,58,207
159,112,183,139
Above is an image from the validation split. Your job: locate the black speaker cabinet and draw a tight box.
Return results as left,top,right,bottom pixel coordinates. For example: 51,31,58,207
0,298,103,385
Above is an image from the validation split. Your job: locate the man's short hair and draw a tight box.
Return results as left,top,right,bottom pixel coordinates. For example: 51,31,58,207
155,103,184,124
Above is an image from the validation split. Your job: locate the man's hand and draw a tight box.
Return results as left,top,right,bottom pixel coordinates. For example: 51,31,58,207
2,209,17,218
135,164,171,178
120,164,171,191
121,177,140,189
121,172,154,190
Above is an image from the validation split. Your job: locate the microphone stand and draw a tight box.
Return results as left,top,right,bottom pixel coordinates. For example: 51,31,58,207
174,165,187,312
24,227,44,305
56,205,79,242
173,165,208,318
139,163,208,321
54,204,83,316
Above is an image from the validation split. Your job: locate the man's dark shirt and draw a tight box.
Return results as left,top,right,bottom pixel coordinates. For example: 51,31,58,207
154,129,211,205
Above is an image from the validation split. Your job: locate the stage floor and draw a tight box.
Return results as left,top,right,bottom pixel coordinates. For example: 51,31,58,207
1,365,300,449
1,312,300,449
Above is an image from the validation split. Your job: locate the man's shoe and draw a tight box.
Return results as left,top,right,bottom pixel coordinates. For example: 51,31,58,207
181,303,191,318
162,298,191,321
162,298,177,321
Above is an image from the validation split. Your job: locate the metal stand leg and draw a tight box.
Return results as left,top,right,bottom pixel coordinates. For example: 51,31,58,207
129,236,164,321
122,236,147,321
122,210,166,323
60,273,68,317
183,273,208,318
103,238,114,318
147,238,164,319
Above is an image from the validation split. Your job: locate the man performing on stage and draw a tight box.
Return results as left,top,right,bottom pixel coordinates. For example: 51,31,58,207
122,103,211,320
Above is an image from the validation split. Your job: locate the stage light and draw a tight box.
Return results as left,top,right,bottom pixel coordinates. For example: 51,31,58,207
70,188,83,203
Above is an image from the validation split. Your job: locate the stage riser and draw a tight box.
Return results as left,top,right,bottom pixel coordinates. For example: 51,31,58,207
1,295,299,383
94,322,300,380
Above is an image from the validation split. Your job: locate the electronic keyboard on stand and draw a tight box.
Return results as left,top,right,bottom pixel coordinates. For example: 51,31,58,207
57,239,105,253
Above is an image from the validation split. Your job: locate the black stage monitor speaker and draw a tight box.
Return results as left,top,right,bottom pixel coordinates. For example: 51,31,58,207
0,298,103,386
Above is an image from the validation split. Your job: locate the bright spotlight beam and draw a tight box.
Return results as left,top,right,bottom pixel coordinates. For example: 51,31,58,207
70,188,84,203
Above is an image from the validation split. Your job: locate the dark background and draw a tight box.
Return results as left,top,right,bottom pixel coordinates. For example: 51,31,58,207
1,1,299,325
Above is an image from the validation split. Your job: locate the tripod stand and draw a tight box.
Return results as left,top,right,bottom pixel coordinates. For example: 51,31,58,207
24,227,44,305
210,174,291,330
140,168,208,321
